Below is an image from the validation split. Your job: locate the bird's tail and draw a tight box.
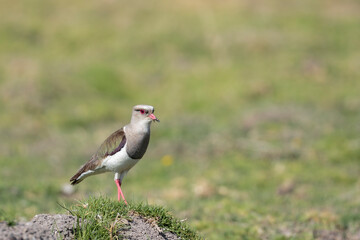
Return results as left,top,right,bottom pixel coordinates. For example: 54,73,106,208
70,165,87,185
70,177,83,185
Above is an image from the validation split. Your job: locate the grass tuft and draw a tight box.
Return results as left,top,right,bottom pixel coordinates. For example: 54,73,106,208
67,196,201,240
0,209,16,227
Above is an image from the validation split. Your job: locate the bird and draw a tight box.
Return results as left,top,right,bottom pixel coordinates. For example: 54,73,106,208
70,105,160,205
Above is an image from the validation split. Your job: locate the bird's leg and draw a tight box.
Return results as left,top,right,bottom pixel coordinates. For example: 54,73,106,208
115,179,128,205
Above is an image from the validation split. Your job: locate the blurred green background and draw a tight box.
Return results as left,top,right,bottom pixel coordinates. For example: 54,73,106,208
1,0,360,239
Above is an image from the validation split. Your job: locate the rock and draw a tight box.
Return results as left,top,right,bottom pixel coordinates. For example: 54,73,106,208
61,184,75,196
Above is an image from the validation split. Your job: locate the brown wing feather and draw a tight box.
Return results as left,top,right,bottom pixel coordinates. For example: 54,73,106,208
70,128,126,185
69,156,102,185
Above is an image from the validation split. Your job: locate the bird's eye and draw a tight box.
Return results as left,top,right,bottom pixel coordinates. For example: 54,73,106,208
140,109,145,114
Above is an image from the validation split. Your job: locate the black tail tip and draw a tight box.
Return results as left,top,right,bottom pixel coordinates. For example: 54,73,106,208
70,178,80,185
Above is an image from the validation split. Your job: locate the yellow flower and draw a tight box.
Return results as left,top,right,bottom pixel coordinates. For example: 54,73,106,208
161,155,174,166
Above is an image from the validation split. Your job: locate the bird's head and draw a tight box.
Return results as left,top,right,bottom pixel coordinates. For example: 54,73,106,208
131,105,160,124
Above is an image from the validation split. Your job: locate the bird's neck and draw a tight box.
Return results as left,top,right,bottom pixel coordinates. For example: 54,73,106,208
125,121,151,159
127,120,151,135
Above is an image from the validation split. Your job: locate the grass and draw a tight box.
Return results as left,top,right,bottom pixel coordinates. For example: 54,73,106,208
0,0,360,239
66,196,200,239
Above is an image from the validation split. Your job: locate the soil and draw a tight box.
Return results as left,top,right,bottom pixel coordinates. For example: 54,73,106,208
0,214,179,240
119,215,179,240
0,214,76,240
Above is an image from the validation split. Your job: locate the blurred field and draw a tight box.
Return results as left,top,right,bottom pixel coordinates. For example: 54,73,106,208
1,0,360,239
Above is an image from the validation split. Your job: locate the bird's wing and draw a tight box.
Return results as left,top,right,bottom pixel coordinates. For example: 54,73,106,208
95,128,127,158
70,128,127,184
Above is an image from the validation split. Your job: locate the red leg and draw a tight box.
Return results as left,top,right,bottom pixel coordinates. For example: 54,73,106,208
115,179,128,205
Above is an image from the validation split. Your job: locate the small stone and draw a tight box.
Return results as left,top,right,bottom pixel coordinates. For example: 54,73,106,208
61,184,75,196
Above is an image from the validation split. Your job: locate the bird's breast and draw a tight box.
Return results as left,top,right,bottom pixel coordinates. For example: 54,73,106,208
101,145,139,172
125,132,150,159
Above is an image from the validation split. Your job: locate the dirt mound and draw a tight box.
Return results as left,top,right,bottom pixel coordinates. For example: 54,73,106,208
0,214,76,240
119,215,179,240
0,214,179,240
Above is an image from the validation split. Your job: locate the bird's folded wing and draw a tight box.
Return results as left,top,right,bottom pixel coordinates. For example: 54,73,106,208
70,128,126,184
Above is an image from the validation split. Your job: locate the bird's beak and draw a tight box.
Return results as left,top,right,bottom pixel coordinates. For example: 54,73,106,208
149,113,160,122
